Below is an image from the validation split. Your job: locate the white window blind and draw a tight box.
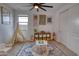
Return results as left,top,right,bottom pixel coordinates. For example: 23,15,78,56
18,16,28,30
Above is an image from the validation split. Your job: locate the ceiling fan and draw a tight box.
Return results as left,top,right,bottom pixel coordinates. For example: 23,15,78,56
27,3,53,12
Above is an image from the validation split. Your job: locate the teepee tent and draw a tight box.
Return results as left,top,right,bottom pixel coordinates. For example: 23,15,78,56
9,24,25,46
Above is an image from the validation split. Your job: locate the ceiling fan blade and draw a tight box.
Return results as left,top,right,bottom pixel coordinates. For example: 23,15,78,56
39,7,47,11
41,5,53,8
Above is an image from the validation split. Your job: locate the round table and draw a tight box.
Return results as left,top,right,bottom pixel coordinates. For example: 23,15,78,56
32,45,50,56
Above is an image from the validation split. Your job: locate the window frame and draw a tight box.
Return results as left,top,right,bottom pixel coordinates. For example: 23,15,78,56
18,16,28,31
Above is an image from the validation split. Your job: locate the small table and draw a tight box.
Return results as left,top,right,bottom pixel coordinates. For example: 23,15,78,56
32,45,49,56
32,40,54,56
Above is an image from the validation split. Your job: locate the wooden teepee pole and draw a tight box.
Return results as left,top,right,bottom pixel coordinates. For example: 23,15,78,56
9,23,25,46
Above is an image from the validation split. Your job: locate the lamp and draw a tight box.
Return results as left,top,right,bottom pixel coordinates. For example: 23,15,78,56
34,5,38,9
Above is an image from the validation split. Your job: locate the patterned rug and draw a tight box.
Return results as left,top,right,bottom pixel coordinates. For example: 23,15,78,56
17,43,66,56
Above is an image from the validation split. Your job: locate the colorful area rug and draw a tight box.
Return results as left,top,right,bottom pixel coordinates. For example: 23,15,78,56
17,43,66,56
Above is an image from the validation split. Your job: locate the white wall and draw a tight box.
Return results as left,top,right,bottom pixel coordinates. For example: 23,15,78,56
14,9,56,40
14,10,33,40
12,4,65,41
56,4,79,55
32,10,55,35
0,4,33,42
0,4,14,43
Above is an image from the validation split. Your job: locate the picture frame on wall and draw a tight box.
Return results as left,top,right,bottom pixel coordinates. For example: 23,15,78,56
47,17,52,23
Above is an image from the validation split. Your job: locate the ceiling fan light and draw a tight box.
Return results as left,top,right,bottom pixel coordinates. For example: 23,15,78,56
34,5,38,9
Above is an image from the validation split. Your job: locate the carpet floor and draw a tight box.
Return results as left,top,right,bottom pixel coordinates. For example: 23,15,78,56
17,43,66,56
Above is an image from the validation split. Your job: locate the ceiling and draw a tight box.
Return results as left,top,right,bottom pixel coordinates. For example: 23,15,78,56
4,3,67,13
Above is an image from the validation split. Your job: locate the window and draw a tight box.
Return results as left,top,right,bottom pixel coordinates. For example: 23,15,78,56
0,7,10,24
3,13,10,24
18,16,28,30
